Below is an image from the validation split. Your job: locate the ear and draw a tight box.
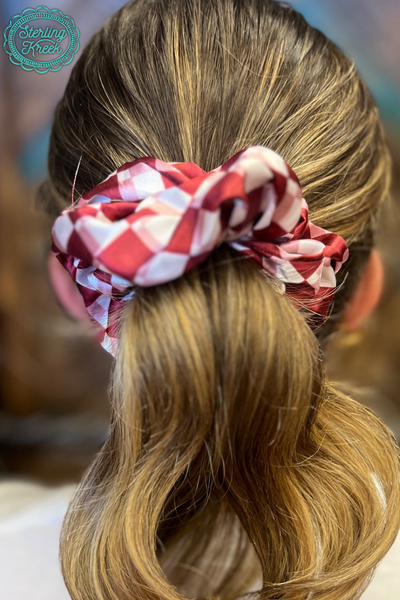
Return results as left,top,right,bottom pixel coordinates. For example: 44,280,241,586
47,250,91,322
340,248,384,333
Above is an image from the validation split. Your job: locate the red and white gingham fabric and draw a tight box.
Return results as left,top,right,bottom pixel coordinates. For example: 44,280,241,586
52,145,349,357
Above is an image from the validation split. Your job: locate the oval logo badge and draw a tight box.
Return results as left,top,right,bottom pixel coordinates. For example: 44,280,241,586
3,6,80,74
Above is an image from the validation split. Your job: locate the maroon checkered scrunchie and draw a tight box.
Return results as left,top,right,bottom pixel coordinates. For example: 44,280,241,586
51,145,349,357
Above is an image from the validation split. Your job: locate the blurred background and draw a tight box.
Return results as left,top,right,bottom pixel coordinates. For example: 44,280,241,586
0,0,400,485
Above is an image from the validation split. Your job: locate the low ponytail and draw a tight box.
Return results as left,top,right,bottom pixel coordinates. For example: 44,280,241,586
38,1,400,598
60,245,400,600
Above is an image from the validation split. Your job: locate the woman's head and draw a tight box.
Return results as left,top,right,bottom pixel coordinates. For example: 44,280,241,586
37,1,400,599
39,0,391,342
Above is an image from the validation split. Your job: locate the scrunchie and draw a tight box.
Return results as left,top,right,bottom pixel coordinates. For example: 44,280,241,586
51,145,349,357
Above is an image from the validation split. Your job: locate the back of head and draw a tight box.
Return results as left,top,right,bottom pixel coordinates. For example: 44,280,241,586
38,1,400,599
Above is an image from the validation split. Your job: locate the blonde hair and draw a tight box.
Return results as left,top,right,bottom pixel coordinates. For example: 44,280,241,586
37,1,400,598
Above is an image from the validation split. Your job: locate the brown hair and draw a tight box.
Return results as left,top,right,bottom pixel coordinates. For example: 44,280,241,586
37,1,400,598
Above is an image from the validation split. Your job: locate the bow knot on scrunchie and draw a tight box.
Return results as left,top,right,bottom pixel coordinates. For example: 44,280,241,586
52,145,349,357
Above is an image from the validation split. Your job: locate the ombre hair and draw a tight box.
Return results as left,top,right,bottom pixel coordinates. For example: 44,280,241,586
37,1,400,599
